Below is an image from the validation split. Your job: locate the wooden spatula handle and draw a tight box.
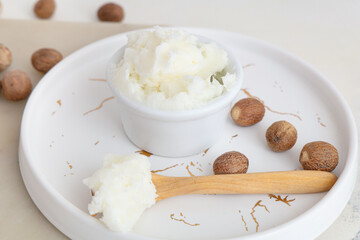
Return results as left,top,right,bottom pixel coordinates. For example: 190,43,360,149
152,171,337,201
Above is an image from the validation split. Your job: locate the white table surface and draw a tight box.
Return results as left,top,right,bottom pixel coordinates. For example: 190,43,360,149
1,0,359,239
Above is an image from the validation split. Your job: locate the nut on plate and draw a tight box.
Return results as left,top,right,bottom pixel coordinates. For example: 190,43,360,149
213,151,249,175
34,0,56,19
299,141,338,172
0,43,12,72
1,70,32,101
31,48,63,73
231,98,265,126
97,3,124,22
266,120,297,152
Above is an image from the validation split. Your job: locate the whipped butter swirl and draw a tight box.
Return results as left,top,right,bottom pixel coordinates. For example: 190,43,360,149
110,26,237,111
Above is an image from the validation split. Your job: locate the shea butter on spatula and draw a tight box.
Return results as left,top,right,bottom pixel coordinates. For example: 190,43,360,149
84,154,337,232
83,154,157,232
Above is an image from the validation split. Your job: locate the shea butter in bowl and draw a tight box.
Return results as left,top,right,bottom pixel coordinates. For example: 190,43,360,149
107,27,243,157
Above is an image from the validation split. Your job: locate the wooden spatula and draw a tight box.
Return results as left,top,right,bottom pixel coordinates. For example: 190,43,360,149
152,170,337,201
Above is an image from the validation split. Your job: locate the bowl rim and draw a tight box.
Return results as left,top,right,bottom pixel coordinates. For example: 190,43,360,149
106,30,243,122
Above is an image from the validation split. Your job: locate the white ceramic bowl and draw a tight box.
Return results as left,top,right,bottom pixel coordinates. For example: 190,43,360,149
107,34,243,157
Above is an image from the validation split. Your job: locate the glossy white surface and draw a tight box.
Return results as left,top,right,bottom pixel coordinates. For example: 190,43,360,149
19,28,357,240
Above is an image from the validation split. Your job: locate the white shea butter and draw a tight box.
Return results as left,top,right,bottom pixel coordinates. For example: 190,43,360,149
110,26,237,111
83,154,157,232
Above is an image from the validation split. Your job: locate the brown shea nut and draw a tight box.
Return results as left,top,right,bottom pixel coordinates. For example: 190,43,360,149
213,151,249,175
1,70,32,101
97,3,124,22
0,43,12,72
300,141,338,172
266,120,297,152
31,48,63,73
34,0,56,19
231,98,265,126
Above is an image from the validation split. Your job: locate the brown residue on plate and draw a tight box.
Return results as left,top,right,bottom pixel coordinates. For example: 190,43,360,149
136,150,153,157
190,161,204,172
52,100,62,116
241,215,248,232
269,194,295,206
186,165,195,176
202,148,209,156
94,141,99,146
250,200,270,232
66,161,73,170
195,161,203,172
316,113,326,127
241,88,302,121
83,96,115,116
265,106,301,120
89,78,107,82
230,134,238,143
242,63,255,69
188,161,204,173
151,164,179,173
238,210,248,232
170,213,200,227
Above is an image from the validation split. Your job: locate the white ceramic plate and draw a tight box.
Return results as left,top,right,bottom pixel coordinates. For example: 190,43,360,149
19,28,358,240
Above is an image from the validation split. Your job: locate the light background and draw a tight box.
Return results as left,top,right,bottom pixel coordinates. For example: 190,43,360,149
1,0,360,239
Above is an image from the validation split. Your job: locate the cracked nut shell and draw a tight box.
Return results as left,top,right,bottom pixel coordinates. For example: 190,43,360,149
231,98,265,126
34,0,56,19
0,43,12,72
299,141,338,172
97,3,124,22
213,151,249,175
31,48,63,73
266,120,297,152
1,70,32,101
